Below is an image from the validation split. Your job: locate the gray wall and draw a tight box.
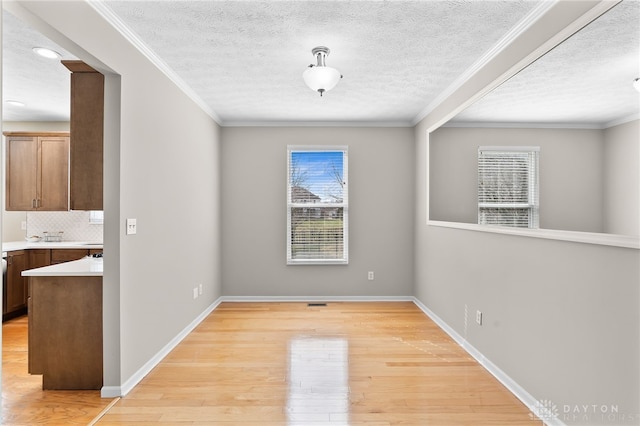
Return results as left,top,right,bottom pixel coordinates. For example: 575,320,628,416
430,126,604,233
221,126,414,297
416,1,639,424
603,119,640,236
12,2,224,389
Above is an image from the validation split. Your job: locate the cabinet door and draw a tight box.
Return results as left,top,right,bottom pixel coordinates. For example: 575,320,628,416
6,251,28,313
39,137,69,211
29,249,51,269
6,137,38,211
67,67,104,211
50,249,89,264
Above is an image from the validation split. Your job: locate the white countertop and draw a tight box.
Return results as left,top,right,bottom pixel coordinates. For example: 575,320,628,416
22,256,103,277
3,241,103,253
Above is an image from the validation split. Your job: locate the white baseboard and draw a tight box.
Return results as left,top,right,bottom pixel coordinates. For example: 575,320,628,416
220,295,414,303
101,296,223,398
411,297,565,426
100,386,122,398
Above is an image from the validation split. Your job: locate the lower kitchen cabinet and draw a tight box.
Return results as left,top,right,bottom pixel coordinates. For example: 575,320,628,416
2,248,103,321
28,275,103,389
3,250,28,320
50,249,91,264
29,249,52,269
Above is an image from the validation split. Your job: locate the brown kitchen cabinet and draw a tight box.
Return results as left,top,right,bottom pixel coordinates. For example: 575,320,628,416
3,248,102,322
62,60,104,211
4,132,70,211
28,275,103,389
3,250,28,320
29,249,52,270
50,249,91,264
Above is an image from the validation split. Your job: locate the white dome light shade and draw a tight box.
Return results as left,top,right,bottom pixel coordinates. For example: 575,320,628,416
303,66,342,95
303,46,342,96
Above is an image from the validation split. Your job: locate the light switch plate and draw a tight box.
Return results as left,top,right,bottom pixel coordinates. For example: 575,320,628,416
126,218,137,235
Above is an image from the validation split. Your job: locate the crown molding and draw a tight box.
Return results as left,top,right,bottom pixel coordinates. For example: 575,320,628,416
444,112,639,130
442,121,605,130
411,0,557,126
604,113,640,129
88,1,223,125
221,120,414,128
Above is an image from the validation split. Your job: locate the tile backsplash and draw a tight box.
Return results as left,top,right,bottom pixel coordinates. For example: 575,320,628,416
26,211,103,242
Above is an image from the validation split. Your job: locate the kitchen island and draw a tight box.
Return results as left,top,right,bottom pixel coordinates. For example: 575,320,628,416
22,256,103,390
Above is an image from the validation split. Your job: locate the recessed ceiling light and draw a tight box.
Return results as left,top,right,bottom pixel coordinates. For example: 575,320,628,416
32,47,61,59
5,100,26,107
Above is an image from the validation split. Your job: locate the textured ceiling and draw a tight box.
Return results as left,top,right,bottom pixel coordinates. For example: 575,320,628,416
2,1,639,126
451,0,640,128
2,10,77,121
102,0,539,125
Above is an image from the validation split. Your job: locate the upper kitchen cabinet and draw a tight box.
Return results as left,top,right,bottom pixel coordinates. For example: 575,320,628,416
4,132,70,211
62,60,104,211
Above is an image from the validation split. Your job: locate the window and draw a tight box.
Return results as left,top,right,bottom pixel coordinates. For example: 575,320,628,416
89,210,104,224
478,146,539,228
287,147,348,264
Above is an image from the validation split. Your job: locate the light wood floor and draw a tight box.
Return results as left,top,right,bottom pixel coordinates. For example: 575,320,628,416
1,315,116,425
1,303,543,425
96,302,542,425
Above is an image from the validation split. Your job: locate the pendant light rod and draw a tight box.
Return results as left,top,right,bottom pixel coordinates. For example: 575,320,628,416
311,46,330,67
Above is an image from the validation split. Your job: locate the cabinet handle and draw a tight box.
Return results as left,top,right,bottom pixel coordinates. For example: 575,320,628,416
32,199,36,208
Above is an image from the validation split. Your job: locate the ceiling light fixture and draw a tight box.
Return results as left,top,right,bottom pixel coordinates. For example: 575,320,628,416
5,100,26,107
634,78,640,92
32,47,61,59
303,46,342,97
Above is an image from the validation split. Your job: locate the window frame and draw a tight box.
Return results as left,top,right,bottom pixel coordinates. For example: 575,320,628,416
286,146,348,265
477,146,539,229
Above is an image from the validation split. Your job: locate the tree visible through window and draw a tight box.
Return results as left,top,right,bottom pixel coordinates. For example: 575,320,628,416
478,146,539,228
287,147,348,264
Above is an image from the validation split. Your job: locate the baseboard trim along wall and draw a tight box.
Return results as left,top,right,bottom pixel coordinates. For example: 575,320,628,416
411,297,566,426
104,295,564,426
100,297,223,398
220,295,415,303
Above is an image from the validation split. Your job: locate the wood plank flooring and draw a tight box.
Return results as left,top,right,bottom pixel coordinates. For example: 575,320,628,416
1,315,116,425
96,302,542,425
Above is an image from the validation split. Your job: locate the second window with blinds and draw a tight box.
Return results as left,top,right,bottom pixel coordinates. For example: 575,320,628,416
478,146,539,228
287,146,348,264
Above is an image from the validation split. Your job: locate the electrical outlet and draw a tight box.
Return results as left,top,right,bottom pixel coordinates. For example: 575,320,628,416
193,287,199,299
21,221,27,230
476,310,483,326
198,284,203,295
368,271,375,280
126,218,137,235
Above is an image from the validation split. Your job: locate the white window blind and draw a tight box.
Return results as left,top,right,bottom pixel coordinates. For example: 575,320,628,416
478,146,539,228
287,147,348,264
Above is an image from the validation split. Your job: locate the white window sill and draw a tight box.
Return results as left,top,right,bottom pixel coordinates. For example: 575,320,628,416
287,259,349,266
427,220,639,249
